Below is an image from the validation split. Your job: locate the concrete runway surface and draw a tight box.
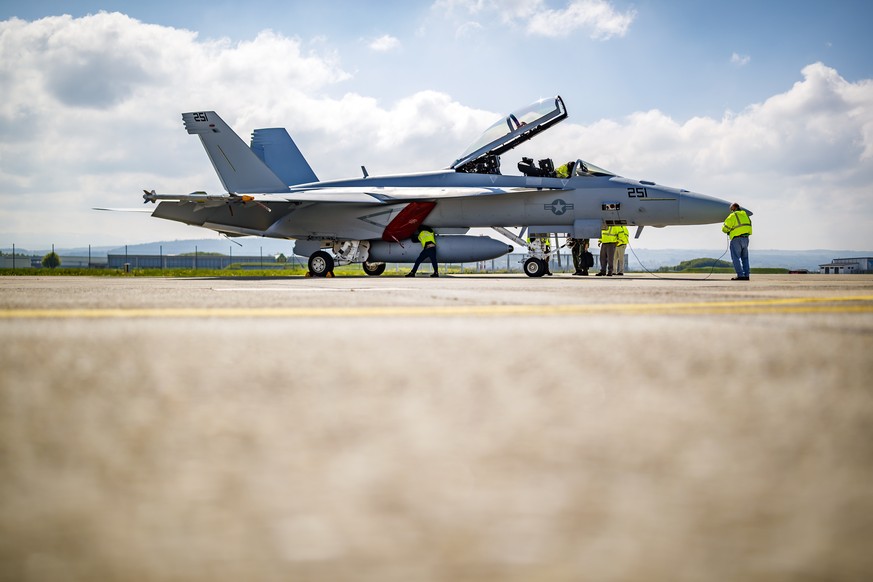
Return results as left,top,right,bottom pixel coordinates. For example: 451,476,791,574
1,274,872,581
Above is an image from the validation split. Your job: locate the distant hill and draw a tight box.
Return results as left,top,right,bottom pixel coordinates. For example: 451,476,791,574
1,239,296,258
105,239,295,257
623,249,870,272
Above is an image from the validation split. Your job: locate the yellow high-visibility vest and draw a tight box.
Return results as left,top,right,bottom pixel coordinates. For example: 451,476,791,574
418,229,436,247
616,226,629,246
600,226,619,244
722,210,752,239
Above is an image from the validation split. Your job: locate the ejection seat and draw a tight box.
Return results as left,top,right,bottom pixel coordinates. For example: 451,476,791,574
517,157,557,177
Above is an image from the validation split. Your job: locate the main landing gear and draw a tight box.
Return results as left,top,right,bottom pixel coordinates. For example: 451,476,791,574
306,241,382,277
307,250,335,278
362,261,386,276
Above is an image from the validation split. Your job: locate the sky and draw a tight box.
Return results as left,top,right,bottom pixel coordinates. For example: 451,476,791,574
1,0,872,251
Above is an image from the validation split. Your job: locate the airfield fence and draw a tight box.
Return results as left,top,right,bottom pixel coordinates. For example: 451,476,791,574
1,250,605,274
107,251,595,273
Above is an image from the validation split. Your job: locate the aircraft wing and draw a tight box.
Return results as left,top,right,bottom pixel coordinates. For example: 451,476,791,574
139,189,384,206
140,186,569,207
94,207,155,212
280,186,569,203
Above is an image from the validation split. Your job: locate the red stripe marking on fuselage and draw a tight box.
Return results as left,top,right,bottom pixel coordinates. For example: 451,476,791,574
381,201,436,242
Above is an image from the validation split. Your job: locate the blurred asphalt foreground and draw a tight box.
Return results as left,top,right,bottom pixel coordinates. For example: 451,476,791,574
1,274,872,581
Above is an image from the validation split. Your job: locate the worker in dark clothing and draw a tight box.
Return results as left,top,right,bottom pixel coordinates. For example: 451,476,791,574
567,237,591,276
406,226,439,277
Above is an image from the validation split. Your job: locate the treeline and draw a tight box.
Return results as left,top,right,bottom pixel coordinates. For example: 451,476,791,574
657,257,732,272
657,257,788,274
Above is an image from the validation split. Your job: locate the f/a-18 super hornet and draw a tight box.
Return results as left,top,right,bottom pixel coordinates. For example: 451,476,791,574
141,96,732,276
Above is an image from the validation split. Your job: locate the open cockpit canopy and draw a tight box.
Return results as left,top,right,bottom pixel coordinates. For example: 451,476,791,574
451,96,567,173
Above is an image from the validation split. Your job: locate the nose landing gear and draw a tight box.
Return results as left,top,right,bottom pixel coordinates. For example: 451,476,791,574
523,257,548,277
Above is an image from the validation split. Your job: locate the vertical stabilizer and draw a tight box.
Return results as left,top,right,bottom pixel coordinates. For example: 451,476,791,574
182,112,288,193
251,128,318,186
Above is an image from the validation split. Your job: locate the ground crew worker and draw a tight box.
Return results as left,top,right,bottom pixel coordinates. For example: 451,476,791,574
555,161,575,179
596,225,619,276
614,225,629,276
567,237,590,276
406,226,439,277
722,202,752,280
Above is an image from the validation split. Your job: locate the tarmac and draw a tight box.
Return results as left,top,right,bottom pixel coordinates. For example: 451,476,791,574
1,273,872,581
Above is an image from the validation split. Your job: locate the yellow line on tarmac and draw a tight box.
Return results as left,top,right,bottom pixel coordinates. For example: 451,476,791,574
2,296,872,319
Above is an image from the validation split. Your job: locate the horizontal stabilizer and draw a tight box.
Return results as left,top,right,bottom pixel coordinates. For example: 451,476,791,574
182,111,288,194
251,128,318,186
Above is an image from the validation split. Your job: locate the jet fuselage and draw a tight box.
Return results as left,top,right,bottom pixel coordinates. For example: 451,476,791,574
257,170,730,240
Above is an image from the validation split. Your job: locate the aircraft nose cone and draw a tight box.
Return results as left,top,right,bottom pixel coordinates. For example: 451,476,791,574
679,191,732,225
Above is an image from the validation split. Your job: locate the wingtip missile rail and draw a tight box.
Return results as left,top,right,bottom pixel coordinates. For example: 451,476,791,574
142,190,271,213
143,189,223,204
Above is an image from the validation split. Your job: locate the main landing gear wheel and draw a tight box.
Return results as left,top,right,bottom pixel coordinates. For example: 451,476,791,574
523,258,547,277
362,261,386,276
308,251,334,277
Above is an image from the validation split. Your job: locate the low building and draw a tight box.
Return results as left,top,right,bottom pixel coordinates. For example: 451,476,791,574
58,255,108,268
0,256,33,269
819,257,873,274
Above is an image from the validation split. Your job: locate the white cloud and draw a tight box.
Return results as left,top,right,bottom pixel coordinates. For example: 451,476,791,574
368,34,401,52
525,0,636,39
433,0,636,39
731,52,751,66
431,0,494,16
455,20,484,38
0,13,871,251
531,63,873,249
0,13,495,246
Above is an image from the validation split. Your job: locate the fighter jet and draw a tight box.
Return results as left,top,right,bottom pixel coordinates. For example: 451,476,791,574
142,96,731,276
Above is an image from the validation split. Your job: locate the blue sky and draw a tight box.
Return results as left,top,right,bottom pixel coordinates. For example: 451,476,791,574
2,0,872,250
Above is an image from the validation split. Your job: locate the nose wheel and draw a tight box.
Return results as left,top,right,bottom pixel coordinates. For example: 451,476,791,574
523,258,547,277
